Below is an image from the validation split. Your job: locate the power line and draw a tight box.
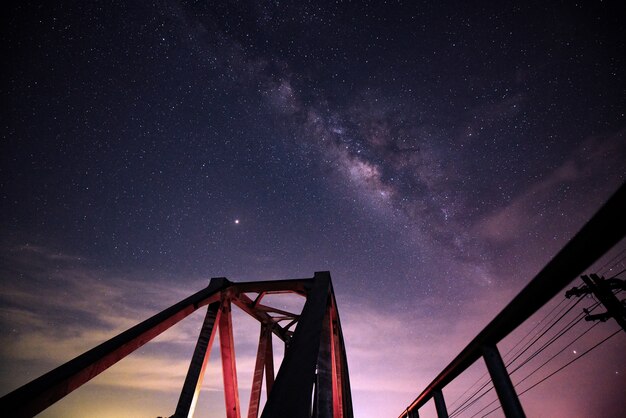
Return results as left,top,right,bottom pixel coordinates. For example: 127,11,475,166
451,294,588,418
514,321,600,388
508,301,600,375
456,300,600,418
449,382,494,418
607,267,626,279
505,296,587,369
448,371,491,410
597,247,626,276
502,296,571,363
467,321,601,418
479,328,622,418
465,310,592,418
447,277,614,418
449,294,574,414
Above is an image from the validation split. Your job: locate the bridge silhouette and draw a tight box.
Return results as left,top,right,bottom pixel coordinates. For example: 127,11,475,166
1,183,624,417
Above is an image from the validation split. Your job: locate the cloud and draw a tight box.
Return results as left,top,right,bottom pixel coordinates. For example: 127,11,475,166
338,286,533,418
0,245,291,398
2,243,624,418
477,129,626,243
11,244,85,262
0,246,213,390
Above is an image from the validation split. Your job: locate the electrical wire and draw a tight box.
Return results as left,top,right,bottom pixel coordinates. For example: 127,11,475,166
519,328,621,396
467,321,601,418
508,301,601,375
601,256,626,276
445,274,613,417
502,296,570,362
607,267,626,279
505,296,586,369
455,299,599,417
514,321,600,387
449,382,494,418
597,247,626,276
448,371,491,410
450,293,585,417
448,294,573,413
478,328,622,418
503,295,578,367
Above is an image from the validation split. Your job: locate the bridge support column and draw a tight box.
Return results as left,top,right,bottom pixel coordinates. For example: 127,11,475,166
433,390,448,418
261,272,331,418
482,343,525,418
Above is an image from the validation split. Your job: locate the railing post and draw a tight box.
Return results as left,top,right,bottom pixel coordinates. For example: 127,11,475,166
433,390,448,418
482,344,525,418
397,183,626,418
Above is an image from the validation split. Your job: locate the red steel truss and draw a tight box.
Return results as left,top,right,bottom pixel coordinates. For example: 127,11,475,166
0,272,353,418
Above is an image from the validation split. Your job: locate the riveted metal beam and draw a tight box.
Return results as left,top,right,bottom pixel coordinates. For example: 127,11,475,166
0,277,229,418
173,301,221,418
219,298,241,418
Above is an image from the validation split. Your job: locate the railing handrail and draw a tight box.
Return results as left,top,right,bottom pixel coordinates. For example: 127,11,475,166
399,181,626,416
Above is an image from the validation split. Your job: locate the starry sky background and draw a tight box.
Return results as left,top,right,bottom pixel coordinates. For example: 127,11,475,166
1,1,625,417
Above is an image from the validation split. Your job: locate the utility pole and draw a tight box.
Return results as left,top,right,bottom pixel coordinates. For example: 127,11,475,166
566,274,626,332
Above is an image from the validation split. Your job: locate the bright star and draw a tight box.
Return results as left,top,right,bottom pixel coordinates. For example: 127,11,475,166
234,219,240,224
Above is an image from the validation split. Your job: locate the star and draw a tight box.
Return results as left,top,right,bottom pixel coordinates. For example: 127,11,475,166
1,2,624,417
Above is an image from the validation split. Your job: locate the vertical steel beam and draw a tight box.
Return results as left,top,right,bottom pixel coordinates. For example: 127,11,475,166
261,272,331,418
265,329,274,396
330,309,344,417
331,320,342,418
248,324,270,418
330,292,354,418
482,344,525,418
173,302,221,418
315,304,334,417
219,298,241,418
338,341,353,418
340,353,353,418
433,390,448,418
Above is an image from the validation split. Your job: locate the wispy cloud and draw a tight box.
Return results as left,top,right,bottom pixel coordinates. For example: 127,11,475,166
0,246,216,391
476,129,626,244
0,245,288,398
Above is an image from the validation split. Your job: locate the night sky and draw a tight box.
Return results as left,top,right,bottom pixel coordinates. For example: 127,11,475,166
1,1,625,417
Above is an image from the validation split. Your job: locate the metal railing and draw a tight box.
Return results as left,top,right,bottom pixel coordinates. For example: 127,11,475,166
399,182,626,418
